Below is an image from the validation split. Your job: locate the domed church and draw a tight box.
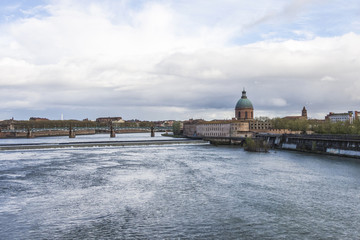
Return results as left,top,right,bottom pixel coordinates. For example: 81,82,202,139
235,89,254,120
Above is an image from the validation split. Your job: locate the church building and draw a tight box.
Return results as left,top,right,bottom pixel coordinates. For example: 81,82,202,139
283,106,308,120
183,89,275,138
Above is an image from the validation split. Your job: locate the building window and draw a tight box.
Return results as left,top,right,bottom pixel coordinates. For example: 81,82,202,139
245,112,248,119
238,112,241,118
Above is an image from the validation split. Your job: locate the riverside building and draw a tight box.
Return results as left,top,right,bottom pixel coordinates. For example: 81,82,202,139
325,112,354,123
183,89,273,138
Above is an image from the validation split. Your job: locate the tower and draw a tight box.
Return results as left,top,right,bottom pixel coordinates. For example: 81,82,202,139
302,106,307,119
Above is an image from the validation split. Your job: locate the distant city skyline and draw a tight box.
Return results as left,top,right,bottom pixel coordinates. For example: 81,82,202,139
1,0,360,121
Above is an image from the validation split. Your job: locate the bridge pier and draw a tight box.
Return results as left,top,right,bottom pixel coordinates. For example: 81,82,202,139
110,125,116,138
27,128,34,138
151,127,155,137
69,126,76,138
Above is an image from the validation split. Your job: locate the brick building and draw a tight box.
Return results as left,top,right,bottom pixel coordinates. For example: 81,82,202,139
29,117,49,121
96,117,124,124
283,107,308,120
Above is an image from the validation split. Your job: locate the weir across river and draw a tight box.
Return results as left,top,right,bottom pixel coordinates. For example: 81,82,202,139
0,139,207,150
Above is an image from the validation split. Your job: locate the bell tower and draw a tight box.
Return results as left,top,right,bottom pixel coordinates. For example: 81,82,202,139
302,106,307,119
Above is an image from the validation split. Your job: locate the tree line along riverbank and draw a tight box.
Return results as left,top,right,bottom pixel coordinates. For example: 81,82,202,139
271,118,360,135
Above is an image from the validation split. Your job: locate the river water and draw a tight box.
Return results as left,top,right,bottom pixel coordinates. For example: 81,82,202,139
1,133,360,239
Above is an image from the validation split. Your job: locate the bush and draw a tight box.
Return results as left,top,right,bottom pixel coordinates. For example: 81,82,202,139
244,137,269,152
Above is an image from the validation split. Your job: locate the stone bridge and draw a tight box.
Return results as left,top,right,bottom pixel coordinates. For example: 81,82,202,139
0,126,172,138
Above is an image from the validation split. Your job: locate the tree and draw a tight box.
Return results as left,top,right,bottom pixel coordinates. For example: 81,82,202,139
172,121,181,136
244,137,269,152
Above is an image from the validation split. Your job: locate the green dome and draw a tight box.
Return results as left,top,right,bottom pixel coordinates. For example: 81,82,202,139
235,89,253,109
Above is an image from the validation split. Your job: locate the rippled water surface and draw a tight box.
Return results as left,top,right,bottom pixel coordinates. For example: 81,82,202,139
1,134,360,239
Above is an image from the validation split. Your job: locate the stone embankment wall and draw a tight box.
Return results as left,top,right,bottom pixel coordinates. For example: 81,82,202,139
262,134,360,158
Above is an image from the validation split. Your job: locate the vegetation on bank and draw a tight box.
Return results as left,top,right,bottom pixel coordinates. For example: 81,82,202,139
271,118,310,133
172,121,182,135
244,138,269,152
10,120,97,129
271,118,360,135
159,121,183,138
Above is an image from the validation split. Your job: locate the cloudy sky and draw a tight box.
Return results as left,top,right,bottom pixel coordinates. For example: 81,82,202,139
1,0,360,121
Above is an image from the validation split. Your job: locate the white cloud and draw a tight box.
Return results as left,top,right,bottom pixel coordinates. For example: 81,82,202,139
293,30,315,40
270,98,288,107
320,76,336,82
0,1,360,120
